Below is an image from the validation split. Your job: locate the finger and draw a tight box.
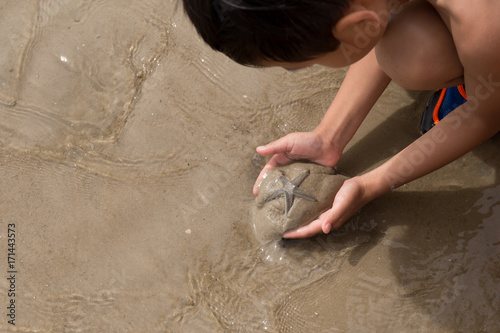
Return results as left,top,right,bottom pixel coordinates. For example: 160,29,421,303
282,219,324,239
253,154,293,195
320,199,348,233
256,136,293,157
253,157,278,195
318,209,334,234
322,217,333,235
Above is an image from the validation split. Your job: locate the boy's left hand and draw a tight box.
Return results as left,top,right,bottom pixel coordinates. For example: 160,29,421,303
283,176,371,238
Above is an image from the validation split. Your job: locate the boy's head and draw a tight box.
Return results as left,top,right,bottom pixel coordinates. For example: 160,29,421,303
182,0,352,66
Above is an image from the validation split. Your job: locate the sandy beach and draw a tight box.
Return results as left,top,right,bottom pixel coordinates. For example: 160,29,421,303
0,1,499,331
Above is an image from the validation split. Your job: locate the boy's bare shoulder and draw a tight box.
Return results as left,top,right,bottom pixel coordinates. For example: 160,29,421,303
429,0,500,70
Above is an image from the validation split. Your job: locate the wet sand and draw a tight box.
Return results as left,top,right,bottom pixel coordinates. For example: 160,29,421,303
0,1,499,332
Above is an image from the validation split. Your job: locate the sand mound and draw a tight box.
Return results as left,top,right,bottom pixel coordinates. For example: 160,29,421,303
252,162,348,243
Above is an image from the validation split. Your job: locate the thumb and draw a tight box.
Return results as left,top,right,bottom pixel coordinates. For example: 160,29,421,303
320,205,342,234
321,216,333,234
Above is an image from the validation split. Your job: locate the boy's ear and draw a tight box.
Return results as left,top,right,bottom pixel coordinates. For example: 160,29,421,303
333,9,381,39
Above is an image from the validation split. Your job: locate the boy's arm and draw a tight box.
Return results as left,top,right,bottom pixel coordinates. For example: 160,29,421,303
254,49,391,194
315,48,392,158
369,72,500,193
284,72,500,238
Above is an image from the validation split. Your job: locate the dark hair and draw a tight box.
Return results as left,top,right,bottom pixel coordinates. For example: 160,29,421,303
182,0,351,66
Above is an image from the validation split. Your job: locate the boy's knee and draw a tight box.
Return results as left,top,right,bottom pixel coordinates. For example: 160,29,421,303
376,47,433,90
375,0,463,90
381,45,463,91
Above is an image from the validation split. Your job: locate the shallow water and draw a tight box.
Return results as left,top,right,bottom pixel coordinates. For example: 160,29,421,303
0,1,499,332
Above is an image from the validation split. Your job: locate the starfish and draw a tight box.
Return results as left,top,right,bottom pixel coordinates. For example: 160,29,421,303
264,170,317,215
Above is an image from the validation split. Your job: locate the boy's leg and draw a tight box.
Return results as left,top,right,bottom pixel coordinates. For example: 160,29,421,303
420,85,467,134
375,0,464,91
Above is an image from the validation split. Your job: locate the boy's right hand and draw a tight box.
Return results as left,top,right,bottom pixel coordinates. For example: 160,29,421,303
253,130,341,195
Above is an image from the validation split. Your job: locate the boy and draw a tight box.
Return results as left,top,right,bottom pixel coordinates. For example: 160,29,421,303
182,0,500,238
